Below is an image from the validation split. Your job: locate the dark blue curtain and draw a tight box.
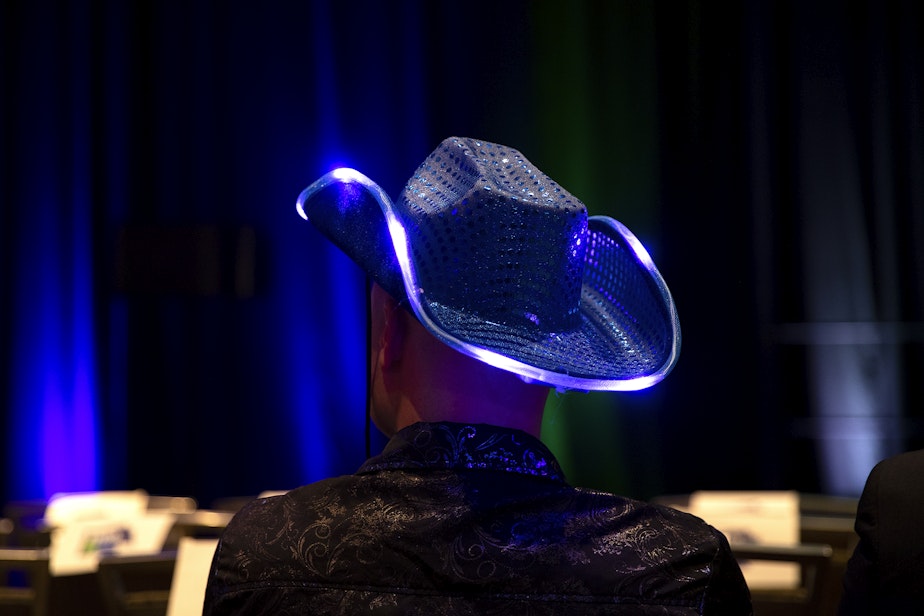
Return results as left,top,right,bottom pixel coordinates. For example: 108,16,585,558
1,0,543,506
3,0,923,509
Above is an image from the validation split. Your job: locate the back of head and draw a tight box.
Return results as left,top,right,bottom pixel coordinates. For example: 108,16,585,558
368,282,550,436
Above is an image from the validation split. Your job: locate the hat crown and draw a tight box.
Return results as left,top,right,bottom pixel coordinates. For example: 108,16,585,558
399,138,586,332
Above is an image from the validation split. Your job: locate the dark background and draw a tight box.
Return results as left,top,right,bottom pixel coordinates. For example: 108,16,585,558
2,0,923,509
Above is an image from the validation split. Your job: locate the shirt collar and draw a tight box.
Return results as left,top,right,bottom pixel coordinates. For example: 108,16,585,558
358,421,567,482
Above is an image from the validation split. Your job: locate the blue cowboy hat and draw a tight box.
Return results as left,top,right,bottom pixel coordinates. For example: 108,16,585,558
297,137,680,392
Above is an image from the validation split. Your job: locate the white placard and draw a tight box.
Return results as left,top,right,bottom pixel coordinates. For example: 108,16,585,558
44,490,149,526
167,537,220,616
688,490,800,589
49,512,176,576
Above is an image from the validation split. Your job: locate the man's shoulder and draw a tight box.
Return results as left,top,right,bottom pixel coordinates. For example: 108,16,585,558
556,488,737,577
220,476,356,541
571,487,728,542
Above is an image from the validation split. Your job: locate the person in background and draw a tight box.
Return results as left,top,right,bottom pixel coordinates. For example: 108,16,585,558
839,448,924,615
203,137,752,615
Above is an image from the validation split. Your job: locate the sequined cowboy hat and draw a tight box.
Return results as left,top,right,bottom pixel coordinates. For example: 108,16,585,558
296,137,680,391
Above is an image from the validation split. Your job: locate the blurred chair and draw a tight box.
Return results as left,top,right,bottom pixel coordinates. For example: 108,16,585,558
147,496,197,515
1,518,13,546
208,491,287,515
2,501,51,548
209,495,258,513
74,494,221,616
165,510,233,549
2,493,212,616
797,493,858,614
0,547,51,616
95,536,221,616
44,491,174,578
96,551,177,616
730,542,833,616
653,492,858,614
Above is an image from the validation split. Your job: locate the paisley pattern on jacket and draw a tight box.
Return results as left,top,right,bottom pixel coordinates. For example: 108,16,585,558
204,422,752,615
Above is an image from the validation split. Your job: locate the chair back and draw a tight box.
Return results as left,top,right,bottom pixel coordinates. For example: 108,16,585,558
0,547,51,616
730,543,834,616
97,551,176,616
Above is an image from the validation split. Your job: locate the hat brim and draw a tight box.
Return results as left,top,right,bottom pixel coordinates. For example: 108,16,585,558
296,169,407,303
298,169,680,392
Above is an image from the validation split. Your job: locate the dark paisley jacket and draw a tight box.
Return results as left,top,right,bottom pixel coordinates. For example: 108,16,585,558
203,422,752,615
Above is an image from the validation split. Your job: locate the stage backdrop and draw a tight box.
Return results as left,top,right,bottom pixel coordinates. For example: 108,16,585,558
2,0,923,509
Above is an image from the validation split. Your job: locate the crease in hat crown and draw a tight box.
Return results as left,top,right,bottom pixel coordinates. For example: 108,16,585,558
297,136,681,392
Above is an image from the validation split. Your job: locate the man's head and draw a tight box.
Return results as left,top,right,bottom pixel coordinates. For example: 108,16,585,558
367,282,551,437
298,137,680,400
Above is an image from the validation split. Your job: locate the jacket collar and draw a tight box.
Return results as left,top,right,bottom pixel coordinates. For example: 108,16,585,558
358,421,566,482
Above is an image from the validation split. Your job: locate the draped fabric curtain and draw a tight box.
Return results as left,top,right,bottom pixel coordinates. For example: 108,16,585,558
784,2,924,494
651,0,924,496
2,1,922,507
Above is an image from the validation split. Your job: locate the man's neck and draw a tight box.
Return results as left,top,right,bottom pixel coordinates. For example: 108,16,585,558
391,387,547,438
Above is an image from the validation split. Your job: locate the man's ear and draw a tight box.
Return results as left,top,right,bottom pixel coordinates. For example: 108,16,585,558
373,285,406,369
381,303,407,369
